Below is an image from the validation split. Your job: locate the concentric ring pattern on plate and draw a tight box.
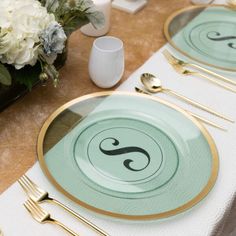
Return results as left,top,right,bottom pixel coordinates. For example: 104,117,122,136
37,92,219,220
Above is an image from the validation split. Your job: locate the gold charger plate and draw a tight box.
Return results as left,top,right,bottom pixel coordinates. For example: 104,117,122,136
37,91,219,220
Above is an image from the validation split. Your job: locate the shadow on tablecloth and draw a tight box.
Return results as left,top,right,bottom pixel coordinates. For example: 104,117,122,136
212,194,236,236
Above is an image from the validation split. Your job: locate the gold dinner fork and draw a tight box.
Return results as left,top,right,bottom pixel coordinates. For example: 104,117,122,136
18,175,109,236
162,49,236,87
24,198,79,236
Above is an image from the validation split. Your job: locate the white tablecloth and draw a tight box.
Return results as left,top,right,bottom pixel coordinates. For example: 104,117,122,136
1,1,236,235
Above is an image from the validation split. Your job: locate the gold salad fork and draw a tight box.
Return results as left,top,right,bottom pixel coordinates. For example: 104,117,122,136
24,198,79,236
163,50,236,92
18,175,109,236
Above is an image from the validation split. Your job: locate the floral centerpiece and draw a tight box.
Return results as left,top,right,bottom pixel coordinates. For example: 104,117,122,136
0,0,104,91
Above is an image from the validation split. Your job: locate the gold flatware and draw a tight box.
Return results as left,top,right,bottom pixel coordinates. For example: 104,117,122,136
135,87,227,131
140,73,234,123
172,64,236,93
24,199,79,236
18,175,109,236
162,49,236,86
227,0,236,9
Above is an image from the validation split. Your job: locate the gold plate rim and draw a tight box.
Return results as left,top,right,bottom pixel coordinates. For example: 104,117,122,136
164,4,236,72
37,91,219,220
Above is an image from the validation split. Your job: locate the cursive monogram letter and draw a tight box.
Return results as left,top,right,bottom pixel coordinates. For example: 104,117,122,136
99,137,150,172
207,31,236,49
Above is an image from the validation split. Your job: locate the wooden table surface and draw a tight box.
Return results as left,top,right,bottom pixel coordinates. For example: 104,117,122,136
0,0,190,193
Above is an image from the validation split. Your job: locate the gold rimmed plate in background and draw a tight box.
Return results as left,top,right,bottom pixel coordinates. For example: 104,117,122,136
37,91,219,220
164,5,236,72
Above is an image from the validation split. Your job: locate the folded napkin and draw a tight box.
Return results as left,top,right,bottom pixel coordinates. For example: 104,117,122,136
1,1,236,235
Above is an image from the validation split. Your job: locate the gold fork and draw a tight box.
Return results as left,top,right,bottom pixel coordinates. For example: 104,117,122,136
163,49,236,87
172,64,236,93
18,175,109,236
24,198,79,236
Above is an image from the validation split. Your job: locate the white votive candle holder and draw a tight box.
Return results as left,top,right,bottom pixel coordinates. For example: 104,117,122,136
80,0,111,37
89,36,125,88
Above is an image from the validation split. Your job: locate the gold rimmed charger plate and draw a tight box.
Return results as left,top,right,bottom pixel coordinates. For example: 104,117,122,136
164,4,236,72
37,91,219,220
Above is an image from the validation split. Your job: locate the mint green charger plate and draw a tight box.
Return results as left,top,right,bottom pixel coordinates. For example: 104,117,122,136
37,92,219,220
164,5,236,71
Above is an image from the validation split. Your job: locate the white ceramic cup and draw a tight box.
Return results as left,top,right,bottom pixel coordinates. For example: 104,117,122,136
89,36,124,88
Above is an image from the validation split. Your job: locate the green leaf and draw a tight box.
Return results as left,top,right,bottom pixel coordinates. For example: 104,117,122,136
38,0,47,6
44,0,60,12
0,63,12,86
58,0,105,35
87,11,105,29
10,62,41,90
63,15,90,35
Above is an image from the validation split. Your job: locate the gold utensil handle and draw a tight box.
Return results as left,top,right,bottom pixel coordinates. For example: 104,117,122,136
53,219,80,236
195,72,236,93
135,87,149,94
51,199,109,236
163,49,236,86
135,87,227,130
187,111,226,131
163,88,234,123
190,63,236,86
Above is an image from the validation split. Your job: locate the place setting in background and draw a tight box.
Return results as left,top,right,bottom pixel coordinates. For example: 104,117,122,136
164,3,236,72
1,0,236,236
133,0,236,131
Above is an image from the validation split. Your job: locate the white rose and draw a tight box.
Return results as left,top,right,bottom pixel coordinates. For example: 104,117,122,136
0,0,55,69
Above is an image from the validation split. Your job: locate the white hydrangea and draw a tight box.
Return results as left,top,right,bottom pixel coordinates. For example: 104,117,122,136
0,0,56,69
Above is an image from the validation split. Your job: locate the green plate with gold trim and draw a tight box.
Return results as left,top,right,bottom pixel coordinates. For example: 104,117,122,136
164,5,236,71
37,92,219,220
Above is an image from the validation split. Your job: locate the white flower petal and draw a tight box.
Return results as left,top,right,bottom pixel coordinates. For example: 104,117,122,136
0,0,57,69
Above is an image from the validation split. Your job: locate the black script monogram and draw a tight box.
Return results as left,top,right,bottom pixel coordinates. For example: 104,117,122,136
207,31,236,49
99,137,150,172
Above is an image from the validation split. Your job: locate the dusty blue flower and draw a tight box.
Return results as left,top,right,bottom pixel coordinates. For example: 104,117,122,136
40,22,67,56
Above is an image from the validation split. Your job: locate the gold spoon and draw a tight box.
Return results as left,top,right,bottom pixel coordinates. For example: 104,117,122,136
140,73,234,123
